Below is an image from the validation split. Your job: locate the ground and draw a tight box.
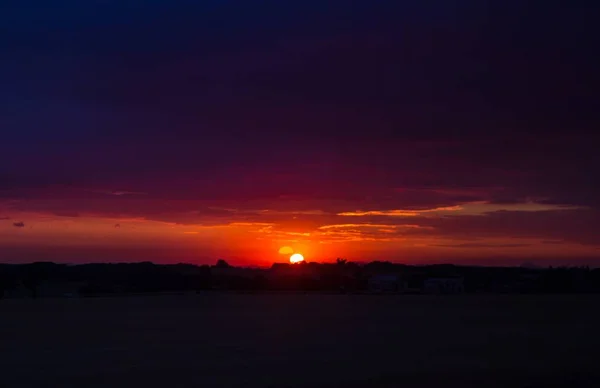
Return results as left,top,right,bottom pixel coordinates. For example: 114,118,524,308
1,294,599,387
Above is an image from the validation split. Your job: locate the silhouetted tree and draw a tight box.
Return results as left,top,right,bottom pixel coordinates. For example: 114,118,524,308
22,275,39,298
20,262,62,298
215,259,231,269
2,260,599,296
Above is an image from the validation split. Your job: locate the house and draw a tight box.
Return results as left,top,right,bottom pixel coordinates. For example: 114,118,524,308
3,283,31,298
423,277,464,294
37,282,83,298
212,267,263,279
368,274,405,293
3,281,82,298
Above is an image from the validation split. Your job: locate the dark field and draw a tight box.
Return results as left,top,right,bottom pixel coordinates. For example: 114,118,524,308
2,295,599,387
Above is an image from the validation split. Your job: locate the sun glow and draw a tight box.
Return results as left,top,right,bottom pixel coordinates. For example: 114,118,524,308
290,253,304,264
278,246,294,255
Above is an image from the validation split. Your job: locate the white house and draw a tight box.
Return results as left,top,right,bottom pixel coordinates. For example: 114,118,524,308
423,277,464,294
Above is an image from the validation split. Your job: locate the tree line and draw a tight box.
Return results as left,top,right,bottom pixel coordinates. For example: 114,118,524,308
1,260,600,298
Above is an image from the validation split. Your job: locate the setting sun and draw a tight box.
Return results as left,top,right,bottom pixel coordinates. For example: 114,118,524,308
290,253,304,264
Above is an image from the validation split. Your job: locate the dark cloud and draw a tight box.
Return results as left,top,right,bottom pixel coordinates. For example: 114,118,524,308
90,190,148,196
432,243,532,249
416,210,600,247
13,222,25,228
52,211,80,218
324,207,600,247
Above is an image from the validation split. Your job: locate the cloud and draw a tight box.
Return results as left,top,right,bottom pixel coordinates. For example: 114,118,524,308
314,224,414,243
0,216,10,220
52,211,80,218
111,191,147,196
417,209,600,246
228,222,274,226
318,223,431,230
337,202,581,218
317,207,600,247
432,243,532,249
90,190,148,196
114,223,120,228
281,231,311,237
338,206,463,217
278,246,294,255
13,222,25,228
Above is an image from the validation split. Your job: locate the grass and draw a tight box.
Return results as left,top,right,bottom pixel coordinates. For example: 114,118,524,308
1,294,599,387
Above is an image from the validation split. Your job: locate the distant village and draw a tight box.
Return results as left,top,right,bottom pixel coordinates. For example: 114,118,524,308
1,259,600,298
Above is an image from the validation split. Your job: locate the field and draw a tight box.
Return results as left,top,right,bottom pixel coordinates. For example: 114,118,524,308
2,294,600,387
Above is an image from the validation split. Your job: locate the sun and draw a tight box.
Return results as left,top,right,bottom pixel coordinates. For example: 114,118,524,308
290,253,304,264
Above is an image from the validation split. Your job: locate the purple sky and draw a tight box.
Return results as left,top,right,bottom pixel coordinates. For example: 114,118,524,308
1,1,599,265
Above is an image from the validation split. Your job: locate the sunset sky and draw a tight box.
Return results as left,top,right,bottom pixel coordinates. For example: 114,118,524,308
1,1,598,266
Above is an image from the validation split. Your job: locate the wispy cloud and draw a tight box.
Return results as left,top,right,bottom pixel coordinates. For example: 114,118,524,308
252,227,311,239
432,243,531,248
229,222,274,227
338,206,462,217
207,208,327,217
256,209,327,216
315,224,410,244
90,190,148,196
337,202,582,218
13,222,25,228
318,223,430,230
256,225,273,233
456,201,582,215
283,231,311,237
542,240,565,245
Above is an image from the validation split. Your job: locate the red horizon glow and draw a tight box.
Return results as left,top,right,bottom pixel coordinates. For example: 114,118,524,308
1,197,599,267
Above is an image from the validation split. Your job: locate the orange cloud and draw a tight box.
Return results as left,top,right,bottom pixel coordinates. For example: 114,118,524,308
337,202,581,218
318,223,431,230
337,206,462,217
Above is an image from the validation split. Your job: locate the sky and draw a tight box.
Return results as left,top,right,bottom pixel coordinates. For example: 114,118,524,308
1,1,599,266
